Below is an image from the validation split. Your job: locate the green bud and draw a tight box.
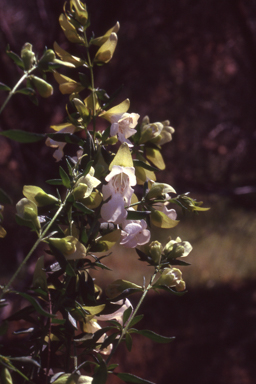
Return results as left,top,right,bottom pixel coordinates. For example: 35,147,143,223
48,236,76,255
73,183,88,200
154,268,185,292
59,13,84,44
21,43,36,71
30,75,53,98
23,185,58,207
94,33,118,64
16,198,40,231
38,49,56,69
148,240,163,264
70,0,88,26
48,236,87,260
164,237,192,259
139,122,163,144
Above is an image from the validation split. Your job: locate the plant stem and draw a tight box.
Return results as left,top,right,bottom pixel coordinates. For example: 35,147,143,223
83,30,97,141
0,66,36,116
105,270,159,365
0,192,71,300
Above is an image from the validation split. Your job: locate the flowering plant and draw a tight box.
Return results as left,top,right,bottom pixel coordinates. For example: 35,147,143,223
0,1,208,383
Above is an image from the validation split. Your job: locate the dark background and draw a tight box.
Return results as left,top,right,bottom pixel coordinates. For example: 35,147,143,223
1,1,256,383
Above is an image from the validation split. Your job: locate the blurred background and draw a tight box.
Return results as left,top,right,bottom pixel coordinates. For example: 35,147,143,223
1,0,256,383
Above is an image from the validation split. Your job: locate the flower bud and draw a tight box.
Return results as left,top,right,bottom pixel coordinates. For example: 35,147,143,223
148,240,163,264
23,186,58,207
48,236,87,260
30,76,53,98
21,43,35,71
140,121,163,144
70,0,88,26
164,237,192,259
94,33,118,64
39,49,56,64
16,198,41,231
154,268,186,292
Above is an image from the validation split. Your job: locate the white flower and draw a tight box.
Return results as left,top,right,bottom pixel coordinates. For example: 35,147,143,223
120,218,151,248
98,298,133,325
101,165,136,224
110,112,140,146
83,320,112,355
73,167,101,200
83,299,133,355
153,201,177,220
45,124,76,162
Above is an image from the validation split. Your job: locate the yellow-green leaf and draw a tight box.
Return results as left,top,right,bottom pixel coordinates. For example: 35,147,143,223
100,98,130,121
23,185,58,207
109,143,133,169
145,147,166,170
93,229,121,252
150,210,179,229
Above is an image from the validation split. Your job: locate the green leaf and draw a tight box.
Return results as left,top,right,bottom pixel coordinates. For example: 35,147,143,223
145,147,165,170
125,333,133,351
123,306,133,326
81,160,94,177
73,202,94,214
47,132,83,145
9,356,40,368
92,360,108,384
0,321,8,336
15,87,35,96
128,314,144,328
169,259,191,266
32,256,48,291
59,166,71,188
48,243,76,277
46,179,63,185
150,210,179,229
116,373,156,384
126,210,151,220
0,188,12,205
107,364,119,371
133,159,158,172
78,72,91,88
13,291,55,318
130,329,175,344
0,83,11,92
6,46,24,69
0,130,44,143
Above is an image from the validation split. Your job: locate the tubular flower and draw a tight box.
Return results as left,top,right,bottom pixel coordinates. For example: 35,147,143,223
153,201,177,220
97,298,133,324
120,217,151,248
101,165,136,224
110,112,140,146
73,167,101,200
45,124,76,162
